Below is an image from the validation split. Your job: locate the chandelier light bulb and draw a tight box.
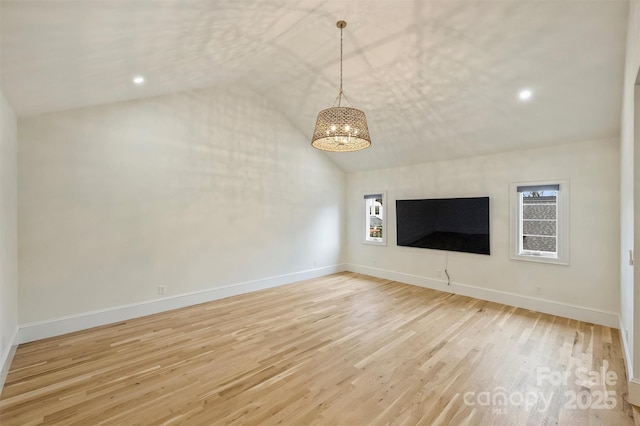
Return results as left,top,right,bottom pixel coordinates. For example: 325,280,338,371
519,89,533,101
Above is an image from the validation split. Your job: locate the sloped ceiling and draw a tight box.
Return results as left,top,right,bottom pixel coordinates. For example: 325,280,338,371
0,0,628,172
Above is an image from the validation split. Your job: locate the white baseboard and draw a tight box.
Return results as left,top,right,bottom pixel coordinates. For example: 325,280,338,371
619,315,640,407
629,379,640,407
0,327,19,396
346,264,618,328
619,315,633,381
18,264,346,344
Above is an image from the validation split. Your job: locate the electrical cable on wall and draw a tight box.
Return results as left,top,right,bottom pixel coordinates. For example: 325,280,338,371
444,253,450,286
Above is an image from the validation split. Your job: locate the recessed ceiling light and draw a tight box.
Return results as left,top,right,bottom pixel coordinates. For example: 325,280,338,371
133,75,145,86
519,89,533,101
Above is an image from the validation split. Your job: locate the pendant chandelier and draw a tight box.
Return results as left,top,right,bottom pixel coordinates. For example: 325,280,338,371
311,20,371,152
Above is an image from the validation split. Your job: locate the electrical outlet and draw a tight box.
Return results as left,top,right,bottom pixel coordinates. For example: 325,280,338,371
535,286,542,295
314,260,318,267
630,250,634,266
158,286,166,295
626,329,630,342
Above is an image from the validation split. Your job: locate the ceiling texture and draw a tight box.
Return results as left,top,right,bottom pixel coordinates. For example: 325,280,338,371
0,0,629,172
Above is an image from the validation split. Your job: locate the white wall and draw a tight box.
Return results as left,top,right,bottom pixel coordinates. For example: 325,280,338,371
0,88,18,389
348,139,620,323
18,86,346,326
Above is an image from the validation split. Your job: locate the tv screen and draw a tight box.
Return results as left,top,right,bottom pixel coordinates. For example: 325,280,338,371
396,197,490,255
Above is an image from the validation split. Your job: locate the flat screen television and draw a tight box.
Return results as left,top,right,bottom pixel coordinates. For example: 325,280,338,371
396,197,490,255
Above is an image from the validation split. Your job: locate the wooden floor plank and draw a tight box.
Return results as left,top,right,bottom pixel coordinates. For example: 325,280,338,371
0,272,634,425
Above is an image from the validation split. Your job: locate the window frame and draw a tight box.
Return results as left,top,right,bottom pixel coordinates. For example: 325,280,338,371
363,192,386,246
509,180,569,265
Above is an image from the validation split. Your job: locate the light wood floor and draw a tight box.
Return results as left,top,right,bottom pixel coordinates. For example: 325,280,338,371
0,272,634,425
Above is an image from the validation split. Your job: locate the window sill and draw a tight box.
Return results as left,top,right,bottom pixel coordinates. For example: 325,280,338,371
510,253,569,265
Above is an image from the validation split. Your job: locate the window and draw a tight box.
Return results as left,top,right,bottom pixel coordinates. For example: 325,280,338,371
364,193,385,245
510,181,569,264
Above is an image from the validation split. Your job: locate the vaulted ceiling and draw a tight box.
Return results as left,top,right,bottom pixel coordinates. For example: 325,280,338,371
0,0,628,172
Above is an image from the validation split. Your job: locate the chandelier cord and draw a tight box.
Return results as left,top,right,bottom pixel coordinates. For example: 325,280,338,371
338,24,343,106
333,24,353,108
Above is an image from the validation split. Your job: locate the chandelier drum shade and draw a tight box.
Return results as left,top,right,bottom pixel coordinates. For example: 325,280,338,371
311,106,371,152
311,20,371,152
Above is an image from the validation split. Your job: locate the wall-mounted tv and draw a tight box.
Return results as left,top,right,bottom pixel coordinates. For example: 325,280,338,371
396,197,490,255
